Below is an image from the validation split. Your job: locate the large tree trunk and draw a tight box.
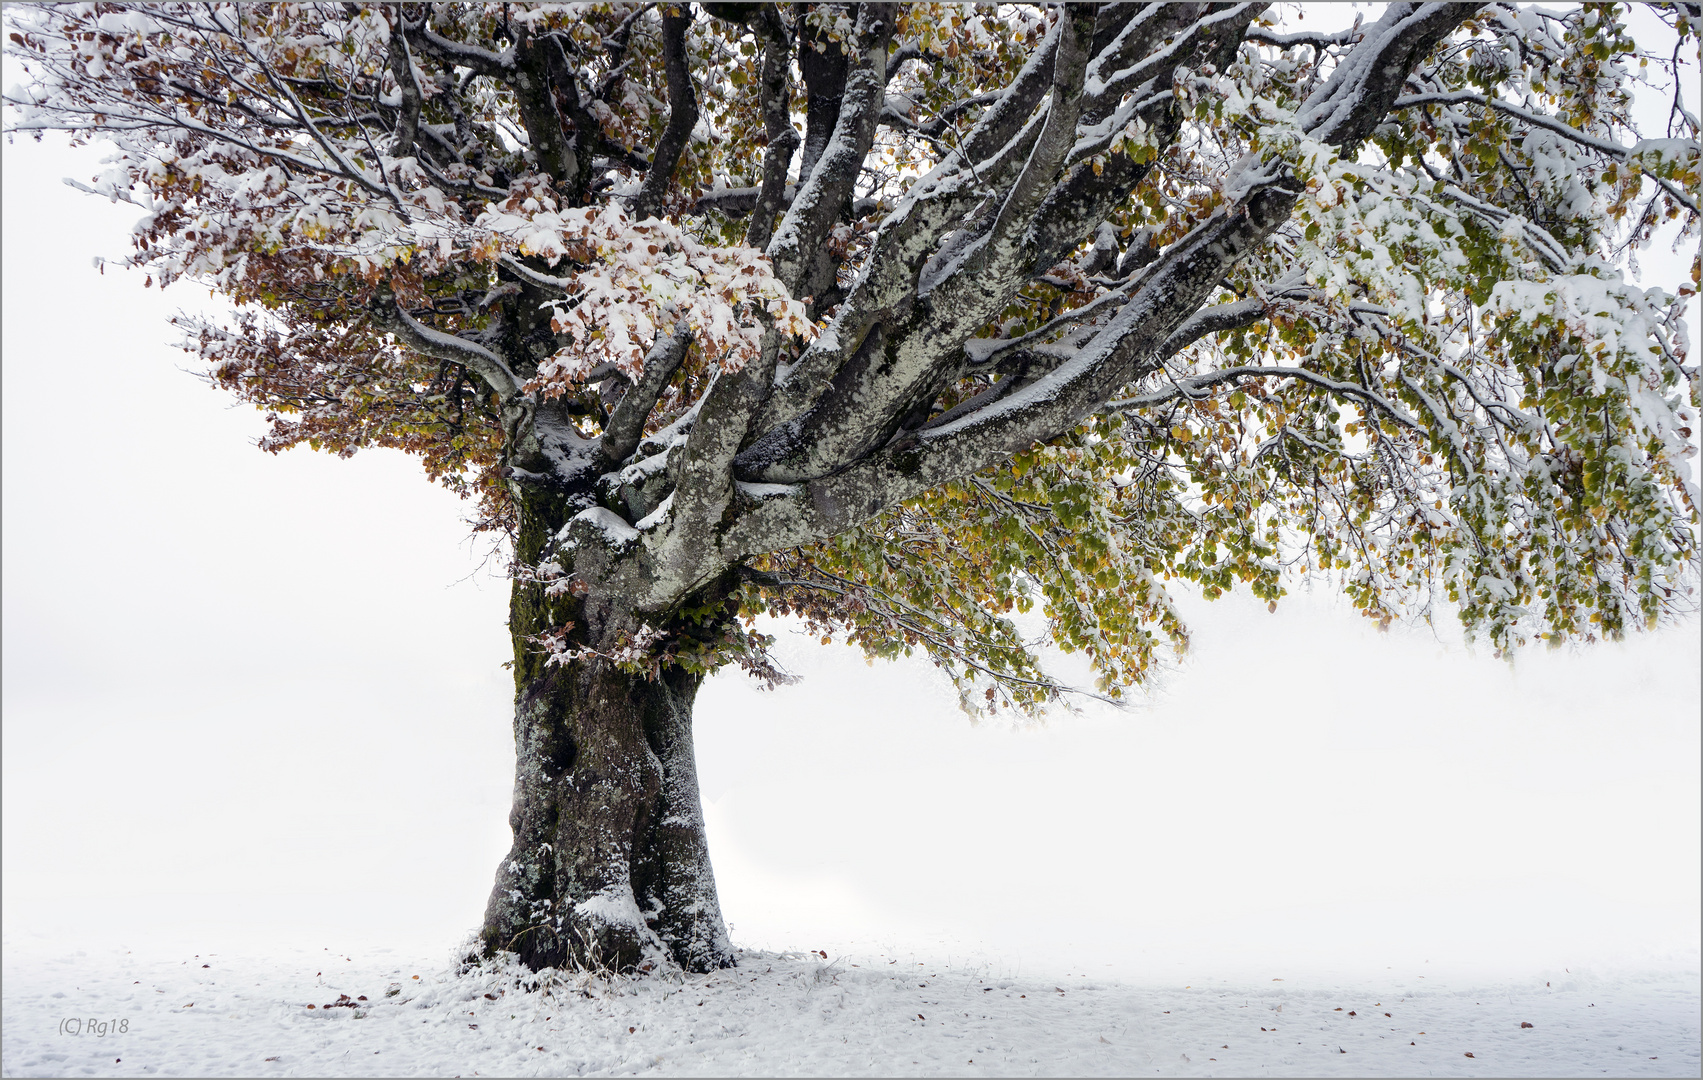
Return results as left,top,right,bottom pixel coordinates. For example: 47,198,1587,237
476,490,736,974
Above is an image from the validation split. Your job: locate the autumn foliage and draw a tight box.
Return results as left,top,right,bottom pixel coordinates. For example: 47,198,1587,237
7,1,1698,714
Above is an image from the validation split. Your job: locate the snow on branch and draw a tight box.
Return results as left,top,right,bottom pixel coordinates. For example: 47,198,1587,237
1392,89,1702,214
9,0,1696,694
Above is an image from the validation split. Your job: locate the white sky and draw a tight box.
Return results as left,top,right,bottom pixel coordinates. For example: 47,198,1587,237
2,4,1698,983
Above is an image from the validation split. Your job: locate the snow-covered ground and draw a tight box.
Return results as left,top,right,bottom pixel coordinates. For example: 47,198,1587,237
4,938,1698,1078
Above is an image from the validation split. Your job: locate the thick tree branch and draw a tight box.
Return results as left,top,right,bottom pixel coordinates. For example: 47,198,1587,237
510,25,580,186
742,10,1089,442
718,4,1482,554
542,35,603,206
386,14,424,158
717,203,1299,554
795,6,852,188
631,7,699,223
743,4,798,251
1297,2,1480,152
1083,3,1261,123
738,8,1100,485
752,2,1260,470
602,322,693,464
765,4,896,302
647,326,787,598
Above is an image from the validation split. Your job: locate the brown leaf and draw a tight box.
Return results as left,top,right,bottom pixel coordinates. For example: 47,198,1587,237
1520,1021,1533,1028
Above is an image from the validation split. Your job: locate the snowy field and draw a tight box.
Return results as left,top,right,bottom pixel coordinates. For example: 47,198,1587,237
4,940,1699,1078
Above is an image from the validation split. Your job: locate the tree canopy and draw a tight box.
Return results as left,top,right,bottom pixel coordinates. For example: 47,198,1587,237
7,1,1699,712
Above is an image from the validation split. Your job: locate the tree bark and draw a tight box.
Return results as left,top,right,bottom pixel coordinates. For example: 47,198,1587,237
477,491,736,974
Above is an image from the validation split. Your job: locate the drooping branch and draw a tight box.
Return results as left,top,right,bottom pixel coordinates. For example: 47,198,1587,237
405,21,513,79
369,289,522,403
1392,88,1702,214
1104,364,1424,431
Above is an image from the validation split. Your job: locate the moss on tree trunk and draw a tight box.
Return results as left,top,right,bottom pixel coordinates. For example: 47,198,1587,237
478,490,735,973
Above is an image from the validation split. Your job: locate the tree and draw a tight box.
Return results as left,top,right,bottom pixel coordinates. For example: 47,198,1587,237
6,1,1698,975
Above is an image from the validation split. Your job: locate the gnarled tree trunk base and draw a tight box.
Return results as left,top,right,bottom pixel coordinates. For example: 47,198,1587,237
478,655,735,974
